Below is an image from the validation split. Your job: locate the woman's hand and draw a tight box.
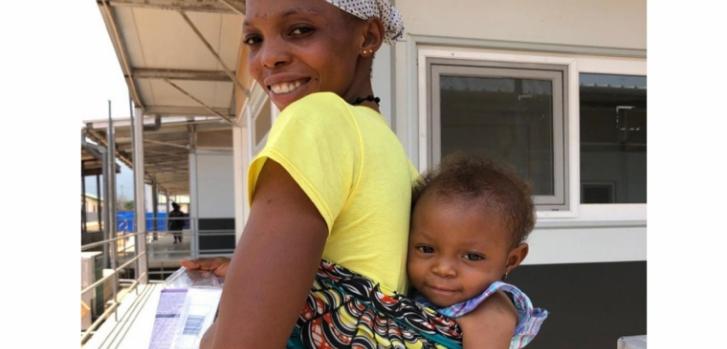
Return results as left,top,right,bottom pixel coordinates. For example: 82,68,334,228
456,291,517,349
180,257,230,279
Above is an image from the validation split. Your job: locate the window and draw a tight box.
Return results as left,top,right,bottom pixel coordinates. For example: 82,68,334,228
247,82,273,156
579,74,646,204
428,59,569,210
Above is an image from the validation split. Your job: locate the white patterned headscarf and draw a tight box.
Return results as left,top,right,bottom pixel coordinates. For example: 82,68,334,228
324,0,405,43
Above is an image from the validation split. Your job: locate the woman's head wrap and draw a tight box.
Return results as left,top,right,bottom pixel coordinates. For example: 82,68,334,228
324,0,405,43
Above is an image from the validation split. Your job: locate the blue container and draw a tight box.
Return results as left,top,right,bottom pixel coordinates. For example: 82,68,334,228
116,211,171,232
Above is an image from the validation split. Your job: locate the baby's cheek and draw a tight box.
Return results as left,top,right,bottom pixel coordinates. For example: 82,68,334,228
406,261,425,286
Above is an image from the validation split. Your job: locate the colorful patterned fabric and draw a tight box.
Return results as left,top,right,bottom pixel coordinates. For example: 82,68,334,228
288,260,463,349
416,281,549,349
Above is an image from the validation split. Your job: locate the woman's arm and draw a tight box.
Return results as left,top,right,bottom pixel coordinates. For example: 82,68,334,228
202,160,328,348
456,291,518,349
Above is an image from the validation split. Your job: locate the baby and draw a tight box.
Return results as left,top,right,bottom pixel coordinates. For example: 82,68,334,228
408,155,548,348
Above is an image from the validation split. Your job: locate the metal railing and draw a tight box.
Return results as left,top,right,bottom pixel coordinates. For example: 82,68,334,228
80,216,235,344
143,216,236,260
80,231,147,345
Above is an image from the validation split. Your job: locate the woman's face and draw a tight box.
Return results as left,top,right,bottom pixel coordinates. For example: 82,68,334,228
243,0,366,110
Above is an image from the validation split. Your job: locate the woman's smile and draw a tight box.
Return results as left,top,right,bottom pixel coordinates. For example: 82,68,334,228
263,75,314,106
269,79,307,94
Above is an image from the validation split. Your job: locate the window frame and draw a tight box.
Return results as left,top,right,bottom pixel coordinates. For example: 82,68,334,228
428,59,569,209
417,46,646,222
575,56,646,222
245,82,280,158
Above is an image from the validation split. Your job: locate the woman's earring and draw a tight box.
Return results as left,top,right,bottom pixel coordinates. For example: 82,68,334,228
503,271,509,280
362,49,373,57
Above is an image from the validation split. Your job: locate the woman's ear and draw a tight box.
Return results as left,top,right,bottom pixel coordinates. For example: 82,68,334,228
360,18,384,57
505,242,529,275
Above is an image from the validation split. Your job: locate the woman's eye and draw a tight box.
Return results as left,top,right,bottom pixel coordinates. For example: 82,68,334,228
416,245,434,254
243,35,261,46
464,253,485,261
289,26,314,36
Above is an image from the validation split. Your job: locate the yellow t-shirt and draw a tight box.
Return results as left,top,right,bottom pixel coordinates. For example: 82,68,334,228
247,92,417,294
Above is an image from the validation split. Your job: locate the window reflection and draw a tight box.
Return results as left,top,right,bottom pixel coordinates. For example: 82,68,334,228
440,75,555,196
580,73,646,204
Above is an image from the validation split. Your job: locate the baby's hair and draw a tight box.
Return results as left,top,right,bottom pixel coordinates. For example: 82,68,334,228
412,154,535,247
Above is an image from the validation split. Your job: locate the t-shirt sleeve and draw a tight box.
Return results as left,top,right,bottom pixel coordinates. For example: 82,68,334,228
247,92,362,233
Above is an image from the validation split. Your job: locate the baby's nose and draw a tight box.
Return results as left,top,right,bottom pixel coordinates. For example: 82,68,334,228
432,260,457,278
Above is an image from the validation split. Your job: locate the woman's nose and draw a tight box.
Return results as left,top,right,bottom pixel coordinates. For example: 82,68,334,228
259,37,291,69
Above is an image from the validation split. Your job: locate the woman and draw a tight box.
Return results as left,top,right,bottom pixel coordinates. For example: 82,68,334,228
187,0,517,347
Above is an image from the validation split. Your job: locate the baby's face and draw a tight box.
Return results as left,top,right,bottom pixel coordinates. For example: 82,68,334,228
407,192,513,307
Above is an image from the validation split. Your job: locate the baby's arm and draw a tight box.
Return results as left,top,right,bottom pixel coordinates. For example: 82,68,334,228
456,291,518,349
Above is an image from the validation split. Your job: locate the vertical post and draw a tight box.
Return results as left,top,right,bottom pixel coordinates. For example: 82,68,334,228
101,151,109,266
232,125,248,244
151,181,159,240
81,172,88,235
96,174,103,234
132,105,148,283
188,125,199,257
165,191,171,233
106,101,119,319
105,110,118,272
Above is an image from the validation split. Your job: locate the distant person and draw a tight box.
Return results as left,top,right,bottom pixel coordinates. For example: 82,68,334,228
168,202,185,244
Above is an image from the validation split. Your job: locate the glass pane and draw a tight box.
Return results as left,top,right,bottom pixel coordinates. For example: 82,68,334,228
440,75,555,195
580,73,646,203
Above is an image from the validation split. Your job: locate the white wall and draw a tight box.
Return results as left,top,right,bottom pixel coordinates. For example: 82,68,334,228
372,44,394,126
525,225,646,265
396,0,646,50
192,150,235,218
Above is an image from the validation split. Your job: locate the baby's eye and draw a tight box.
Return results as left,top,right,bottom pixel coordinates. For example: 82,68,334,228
464,253,485,261
416,245,434,254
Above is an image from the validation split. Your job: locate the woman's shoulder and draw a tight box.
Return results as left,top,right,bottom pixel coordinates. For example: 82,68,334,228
282,92,352,116
273,92,362,138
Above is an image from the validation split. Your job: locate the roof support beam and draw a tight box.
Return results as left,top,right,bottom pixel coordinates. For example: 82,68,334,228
133,68,233,82
178,10,250,97
105,0,245,14
98,1,143,107
218,0,244,15
164,78,238,126
144,139,190,150
143,106,233,118
85,127,134,169
85,127,163,189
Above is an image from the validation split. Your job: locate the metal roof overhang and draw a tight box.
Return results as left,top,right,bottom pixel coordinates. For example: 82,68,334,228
94,0,249,196
97,0,247,123
83,117,232,195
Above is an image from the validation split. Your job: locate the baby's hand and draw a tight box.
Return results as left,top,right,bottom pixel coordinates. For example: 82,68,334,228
456,291,517,349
